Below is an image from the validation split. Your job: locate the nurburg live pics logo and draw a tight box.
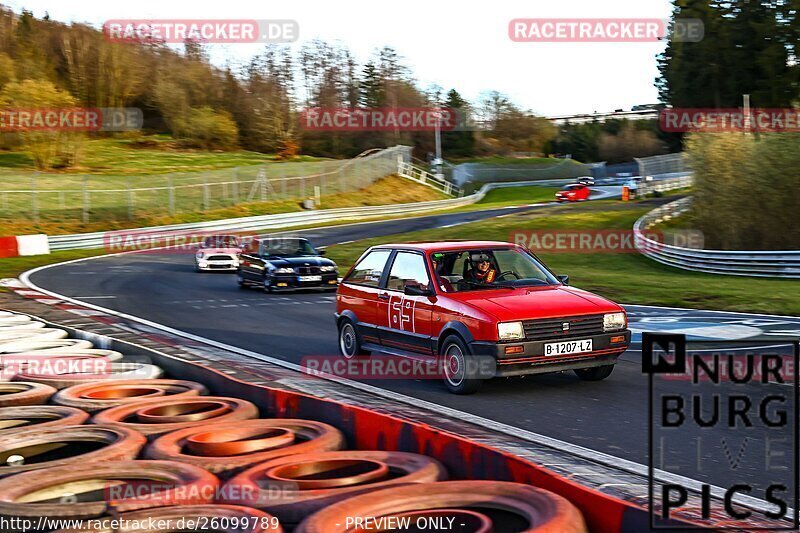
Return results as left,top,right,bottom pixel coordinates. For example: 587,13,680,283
643,333,800,529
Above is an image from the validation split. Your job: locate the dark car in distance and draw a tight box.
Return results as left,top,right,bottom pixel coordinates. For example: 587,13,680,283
237,237,339,292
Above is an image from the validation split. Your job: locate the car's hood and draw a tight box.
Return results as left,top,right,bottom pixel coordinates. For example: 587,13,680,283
198,247,241,255
266,256,335,267
451,285,621,322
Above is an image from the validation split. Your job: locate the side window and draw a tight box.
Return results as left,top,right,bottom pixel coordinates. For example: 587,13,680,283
344,250,391,287
386,252,430,291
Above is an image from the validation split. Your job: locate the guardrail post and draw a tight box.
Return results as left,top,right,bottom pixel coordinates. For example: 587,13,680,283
127,178,135,220
232,168,239,205
30,175,38,222
167,176,175,215
82,176,89,223
203,175,210,211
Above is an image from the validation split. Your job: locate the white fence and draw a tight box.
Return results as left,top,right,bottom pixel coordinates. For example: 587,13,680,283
638,174,693,196
397,161,463,196
634,197,800,278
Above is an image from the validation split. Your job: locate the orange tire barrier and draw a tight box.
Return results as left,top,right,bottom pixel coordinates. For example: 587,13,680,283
53,379,208,413
0,460,219,521
51,504,283,532
0,381,57,406
0,405,89,433
92,396,259,437
12,362,164,389
0,424,145,478
295,480,587,533
222,451,446,524
146,419,345,475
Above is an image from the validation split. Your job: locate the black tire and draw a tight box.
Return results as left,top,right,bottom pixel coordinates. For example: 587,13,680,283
262,276,274,293
574,364,614,381
237,272,248,289
440,335,482,394
337,319,369,359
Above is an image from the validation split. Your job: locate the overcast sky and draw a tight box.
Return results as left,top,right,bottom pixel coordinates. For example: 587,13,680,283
4,0,675,116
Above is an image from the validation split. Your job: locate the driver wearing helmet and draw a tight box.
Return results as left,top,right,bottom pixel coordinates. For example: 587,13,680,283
467,253,498,283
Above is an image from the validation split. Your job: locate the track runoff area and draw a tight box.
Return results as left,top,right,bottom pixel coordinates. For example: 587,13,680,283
24,196,800,530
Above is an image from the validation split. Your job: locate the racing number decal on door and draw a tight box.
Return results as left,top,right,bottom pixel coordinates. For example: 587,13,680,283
389,294,416,333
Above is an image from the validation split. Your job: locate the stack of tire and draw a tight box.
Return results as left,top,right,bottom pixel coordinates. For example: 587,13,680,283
0,311,587,532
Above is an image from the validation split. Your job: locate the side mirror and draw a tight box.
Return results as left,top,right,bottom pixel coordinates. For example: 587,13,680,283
404,284,433,297
319,250,326,255
557,275,569,285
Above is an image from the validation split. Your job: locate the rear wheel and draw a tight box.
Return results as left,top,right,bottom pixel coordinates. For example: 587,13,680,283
574,364,614,381
441,335,482,395
338,319,370,358
237,273,248,289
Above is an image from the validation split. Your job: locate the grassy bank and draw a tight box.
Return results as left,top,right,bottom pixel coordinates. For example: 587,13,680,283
325,200,800,316
0,135,324,175
0,175,448,236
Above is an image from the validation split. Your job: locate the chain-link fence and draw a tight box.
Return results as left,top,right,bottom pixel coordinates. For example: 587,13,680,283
0,146,411,224
635,152,691,177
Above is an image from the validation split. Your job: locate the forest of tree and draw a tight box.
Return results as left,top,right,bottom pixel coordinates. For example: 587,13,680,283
657,0,799,110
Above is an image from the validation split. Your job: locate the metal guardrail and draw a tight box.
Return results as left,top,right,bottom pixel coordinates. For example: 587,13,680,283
634,197,800,278
636,174,693,196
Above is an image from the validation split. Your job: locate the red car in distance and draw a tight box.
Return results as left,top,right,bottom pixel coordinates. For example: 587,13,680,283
555,183,591,202
335,241,630,394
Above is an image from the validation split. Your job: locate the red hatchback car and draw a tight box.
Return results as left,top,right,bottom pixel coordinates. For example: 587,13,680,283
335,241,630,394
555,183,591,202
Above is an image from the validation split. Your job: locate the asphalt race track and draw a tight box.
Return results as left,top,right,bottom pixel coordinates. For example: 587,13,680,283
29,201,800,501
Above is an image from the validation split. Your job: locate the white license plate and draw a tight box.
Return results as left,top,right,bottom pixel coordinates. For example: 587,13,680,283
544,339,592,356
298,275,322,282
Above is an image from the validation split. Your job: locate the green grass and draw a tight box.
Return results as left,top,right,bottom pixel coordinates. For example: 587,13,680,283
470,185,559,207
0,135,325,175
325,200,800,316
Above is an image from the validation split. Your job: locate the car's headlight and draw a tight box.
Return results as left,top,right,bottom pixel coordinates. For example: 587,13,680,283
498,321,525,341
196,252,204,258
275,267,294,274
603,312,626,331
320,265,337,272
198,261,207,267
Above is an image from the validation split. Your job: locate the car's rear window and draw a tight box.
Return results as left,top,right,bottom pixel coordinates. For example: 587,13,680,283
344,249,391,287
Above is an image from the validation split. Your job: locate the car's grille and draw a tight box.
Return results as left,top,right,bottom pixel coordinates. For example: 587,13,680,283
522,314,604,341
208,255,234,261
297,266,321,275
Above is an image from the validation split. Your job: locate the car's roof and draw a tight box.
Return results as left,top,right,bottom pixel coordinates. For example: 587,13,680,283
371,240,517,252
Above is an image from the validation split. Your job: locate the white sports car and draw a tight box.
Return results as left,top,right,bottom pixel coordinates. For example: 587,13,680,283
195,235,242,272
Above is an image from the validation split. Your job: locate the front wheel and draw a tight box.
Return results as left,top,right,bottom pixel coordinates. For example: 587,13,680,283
574,364,615,381
440,335,482,395
338,319,370,359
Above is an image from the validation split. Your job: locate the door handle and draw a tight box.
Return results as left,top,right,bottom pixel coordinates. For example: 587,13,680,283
378,293,390,301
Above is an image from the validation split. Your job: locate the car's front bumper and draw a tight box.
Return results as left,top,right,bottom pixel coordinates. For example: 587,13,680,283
197,261,239,271
470,329,631,377
267,273,339,290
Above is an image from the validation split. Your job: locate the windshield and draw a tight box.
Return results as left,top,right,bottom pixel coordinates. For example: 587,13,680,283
260,238,317,258
202,235,240,248
430,248,558,292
